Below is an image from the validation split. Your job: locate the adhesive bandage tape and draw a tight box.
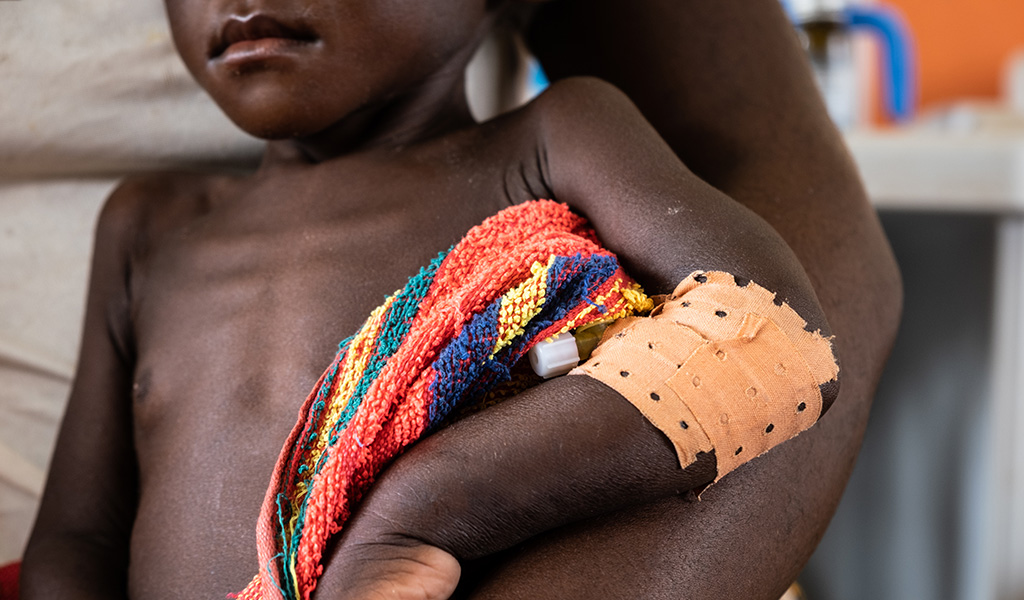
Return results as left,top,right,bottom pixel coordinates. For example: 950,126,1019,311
570,271,838,481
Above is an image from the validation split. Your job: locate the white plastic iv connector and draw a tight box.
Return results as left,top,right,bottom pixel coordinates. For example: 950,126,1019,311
528,332,580,379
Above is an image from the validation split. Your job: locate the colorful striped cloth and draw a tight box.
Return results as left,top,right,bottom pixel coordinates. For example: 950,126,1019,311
235,200,651,600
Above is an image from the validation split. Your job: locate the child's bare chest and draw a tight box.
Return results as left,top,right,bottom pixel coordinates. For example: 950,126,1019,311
123,158,521,591
133,159,511,433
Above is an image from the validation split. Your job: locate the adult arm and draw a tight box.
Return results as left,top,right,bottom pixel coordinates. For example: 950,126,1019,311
317,2,900,598
20,184,141,599
519,0,902,595
317,77,849,600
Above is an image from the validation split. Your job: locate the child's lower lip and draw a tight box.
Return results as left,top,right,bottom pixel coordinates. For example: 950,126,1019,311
218,38,313,66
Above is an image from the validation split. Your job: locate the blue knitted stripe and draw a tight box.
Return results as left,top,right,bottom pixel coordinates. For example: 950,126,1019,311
510,253,619,357
427,300,503,428
425,252,619,429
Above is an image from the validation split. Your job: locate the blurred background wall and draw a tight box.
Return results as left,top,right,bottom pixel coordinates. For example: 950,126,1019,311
891,0,1024,106
801,2,1024,599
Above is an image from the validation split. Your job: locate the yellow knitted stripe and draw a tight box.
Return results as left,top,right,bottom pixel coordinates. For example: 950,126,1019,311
491,257,554,357
621,283,654,313
559,279,652,333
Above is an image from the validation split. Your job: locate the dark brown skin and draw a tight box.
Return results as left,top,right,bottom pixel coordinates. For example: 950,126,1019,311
20,0,899,599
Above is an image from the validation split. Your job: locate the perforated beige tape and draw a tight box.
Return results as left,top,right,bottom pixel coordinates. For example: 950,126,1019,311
570,271,838,481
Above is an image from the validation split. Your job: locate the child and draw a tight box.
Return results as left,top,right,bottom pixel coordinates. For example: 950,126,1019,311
21,1,850,598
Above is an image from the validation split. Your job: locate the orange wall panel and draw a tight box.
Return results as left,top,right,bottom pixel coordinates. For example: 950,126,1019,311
887,0,1024,107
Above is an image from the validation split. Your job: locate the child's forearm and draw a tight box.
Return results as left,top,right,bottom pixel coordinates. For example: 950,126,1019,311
322,375,714,573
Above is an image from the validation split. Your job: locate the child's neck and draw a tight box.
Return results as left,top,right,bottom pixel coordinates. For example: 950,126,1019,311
266,67,477,167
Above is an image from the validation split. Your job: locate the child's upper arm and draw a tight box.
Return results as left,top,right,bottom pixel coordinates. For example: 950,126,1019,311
23,178,151,592
47,177,144,508
529,77,829,334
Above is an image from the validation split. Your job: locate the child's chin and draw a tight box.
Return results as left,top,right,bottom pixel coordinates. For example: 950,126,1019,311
225,112,322,141
207,93,332,141
248,126,309,141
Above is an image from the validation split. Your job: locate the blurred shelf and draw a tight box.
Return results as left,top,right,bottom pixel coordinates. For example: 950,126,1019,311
847,129,1024,213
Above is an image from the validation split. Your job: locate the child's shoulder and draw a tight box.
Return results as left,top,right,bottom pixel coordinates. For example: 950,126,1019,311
476,77,656,201
96,170,227,250
504,76,666,178
516,76,645,138
529,76,638,114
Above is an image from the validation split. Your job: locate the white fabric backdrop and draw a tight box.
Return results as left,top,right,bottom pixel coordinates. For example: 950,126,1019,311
0,0,262,177
0,0,260,564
